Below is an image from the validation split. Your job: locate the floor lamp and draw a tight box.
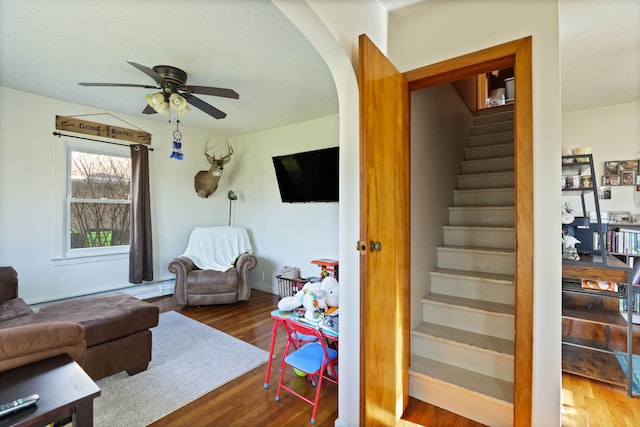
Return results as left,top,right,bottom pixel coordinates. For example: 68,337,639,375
227,190,237,226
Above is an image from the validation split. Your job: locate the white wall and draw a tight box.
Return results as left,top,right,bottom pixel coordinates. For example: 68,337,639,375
0,87,226,302
562,101,640,215
228,115,339,293
0,86,339,305
411,84,472,329
273,2,387,426
389,1,562,426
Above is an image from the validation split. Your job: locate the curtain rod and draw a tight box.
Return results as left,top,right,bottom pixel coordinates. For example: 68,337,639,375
52,131,154,151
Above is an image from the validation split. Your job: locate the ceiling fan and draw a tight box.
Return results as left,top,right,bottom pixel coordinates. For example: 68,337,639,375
78,61,239,119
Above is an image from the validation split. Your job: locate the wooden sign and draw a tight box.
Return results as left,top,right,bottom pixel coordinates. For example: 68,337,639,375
55,116,152,145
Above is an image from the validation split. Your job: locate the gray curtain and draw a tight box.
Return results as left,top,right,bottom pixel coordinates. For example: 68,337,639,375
129,144,153,283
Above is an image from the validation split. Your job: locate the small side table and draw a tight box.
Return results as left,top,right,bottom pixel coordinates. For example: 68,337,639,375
0,354,100,427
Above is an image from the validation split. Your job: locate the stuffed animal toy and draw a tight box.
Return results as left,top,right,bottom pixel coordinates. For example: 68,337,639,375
320,277,339,315
302,288,325,321
277,280,325,312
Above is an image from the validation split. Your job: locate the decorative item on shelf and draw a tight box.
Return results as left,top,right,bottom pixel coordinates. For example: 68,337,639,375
574,146,592,162
562,145,576,163
169,120,184,160
227,190,237,226
562,235,581,260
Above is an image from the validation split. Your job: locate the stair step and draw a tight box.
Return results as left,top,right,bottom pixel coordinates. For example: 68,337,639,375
422,292,514,340
414,321,514,356
475,104,514,116
460,156,514,174
457,171,514,190
453,187,514,207
437,245,514,275
430,268,514,305
448,206,514,227
469,120,514,136
413,322,514,381
464,143,514,160
467,130,514,147
410,355,514,426
443,225,514,249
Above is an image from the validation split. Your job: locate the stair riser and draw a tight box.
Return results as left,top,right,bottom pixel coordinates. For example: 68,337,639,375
412,334,514,381
465,144,514,160
422,301,515,340
437,247,514,275
467,131,514,147
448,207,515,227
443,227,515,249
461,157,514,174
453,189,514,207
409,374,513,427
470,120,514,136
457,172,514,190
430,273,514,305
474,108,514,121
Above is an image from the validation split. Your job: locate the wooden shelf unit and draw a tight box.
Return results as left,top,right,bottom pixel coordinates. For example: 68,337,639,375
562,255,635,396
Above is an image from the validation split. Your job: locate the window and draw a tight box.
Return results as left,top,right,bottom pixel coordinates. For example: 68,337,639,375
67,148,131,252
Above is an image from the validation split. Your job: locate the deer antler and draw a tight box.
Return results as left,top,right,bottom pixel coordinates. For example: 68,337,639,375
205,140,233,164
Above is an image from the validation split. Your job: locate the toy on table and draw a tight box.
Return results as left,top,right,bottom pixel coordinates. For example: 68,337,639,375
277,277,339,317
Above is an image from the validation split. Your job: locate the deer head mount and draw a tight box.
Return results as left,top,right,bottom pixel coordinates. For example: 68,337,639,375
194,140,233,198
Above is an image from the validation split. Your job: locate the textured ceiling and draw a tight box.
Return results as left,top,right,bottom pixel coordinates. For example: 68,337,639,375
1,0,637,139
0,0,337,136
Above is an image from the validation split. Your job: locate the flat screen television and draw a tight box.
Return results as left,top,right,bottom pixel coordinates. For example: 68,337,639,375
272,147,339,203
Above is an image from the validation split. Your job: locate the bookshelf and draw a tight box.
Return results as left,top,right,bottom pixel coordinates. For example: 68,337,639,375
562,154,636,397
561,255,634,397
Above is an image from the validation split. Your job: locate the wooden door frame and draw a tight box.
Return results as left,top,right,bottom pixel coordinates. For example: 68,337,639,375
403,37,533,424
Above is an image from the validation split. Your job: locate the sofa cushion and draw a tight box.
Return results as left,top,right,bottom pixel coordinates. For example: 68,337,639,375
0,298,34,322
33,293,159,347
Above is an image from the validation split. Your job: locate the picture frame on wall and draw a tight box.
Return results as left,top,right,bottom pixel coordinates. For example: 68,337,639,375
609,211,630,223
600,186,611,200
605,161,619,175
621,171,636,185
619,160,639,171
602,175,621,186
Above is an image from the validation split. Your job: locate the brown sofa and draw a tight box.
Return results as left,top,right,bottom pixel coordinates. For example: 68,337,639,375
0,266,159,380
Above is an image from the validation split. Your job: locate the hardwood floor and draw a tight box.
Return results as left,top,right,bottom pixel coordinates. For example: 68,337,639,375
145,290,638,426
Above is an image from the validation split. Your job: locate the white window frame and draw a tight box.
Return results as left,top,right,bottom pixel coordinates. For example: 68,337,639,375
63,142,131,258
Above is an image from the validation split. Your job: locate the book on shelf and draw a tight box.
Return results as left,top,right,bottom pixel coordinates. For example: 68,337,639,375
582,279,619,292
619,284,640,324
593,228,640,255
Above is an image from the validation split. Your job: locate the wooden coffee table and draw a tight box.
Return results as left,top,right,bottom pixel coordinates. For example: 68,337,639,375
0,354,100,427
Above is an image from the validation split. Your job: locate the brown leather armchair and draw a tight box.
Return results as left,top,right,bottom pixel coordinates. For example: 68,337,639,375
168,226,257,306
0,267,87,373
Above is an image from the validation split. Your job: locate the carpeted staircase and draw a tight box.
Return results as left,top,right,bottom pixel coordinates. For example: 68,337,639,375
409,105,516,426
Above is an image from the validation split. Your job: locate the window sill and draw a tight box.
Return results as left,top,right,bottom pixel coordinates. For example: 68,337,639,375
52,250,129,266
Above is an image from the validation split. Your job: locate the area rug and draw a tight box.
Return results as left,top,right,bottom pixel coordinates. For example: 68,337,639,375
614,351,640,395
93,311,269,426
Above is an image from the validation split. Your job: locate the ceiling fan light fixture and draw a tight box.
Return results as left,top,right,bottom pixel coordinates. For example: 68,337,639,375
146,92,169,113
177,104,191,116
169,93,188,111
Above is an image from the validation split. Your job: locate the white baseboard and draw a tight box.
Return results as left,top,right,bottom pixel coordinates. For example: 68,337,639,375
30,279,175,311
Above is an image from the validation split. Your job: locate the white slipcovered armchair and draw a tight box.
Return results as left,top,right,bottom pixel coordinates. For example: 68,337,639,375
168,226,257,306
